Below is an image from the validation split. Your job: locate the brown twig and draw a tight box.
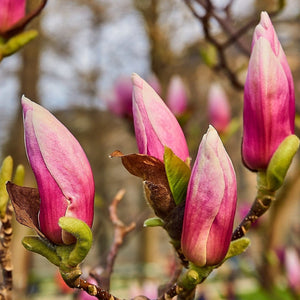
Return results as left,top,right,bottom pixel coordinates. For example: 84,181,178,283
184,0,246,90
106,189,136,285
183,0,286,91
91,189,136,291
158,260,183,297
0,203,14,300
70,276,122,300
232,193,275,241
76,270,182,300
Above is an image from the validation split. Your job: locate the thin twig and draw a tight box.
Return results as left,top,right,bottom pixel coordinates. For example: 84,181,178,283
91,189,136,291
106,190,136,279
158,260,183,297
184,0,246,90
232,193,275,240
71,276,122,300
183,0,286,91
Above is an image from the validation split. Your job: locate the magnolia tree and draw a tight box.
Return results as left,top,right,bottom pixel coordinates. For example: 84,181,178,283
0,2,299,300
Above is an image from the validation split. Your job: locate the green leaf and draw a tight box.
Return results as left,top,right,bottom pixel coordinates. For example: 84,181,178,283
22,236,61,266
13,164,25,186
0,30,38,59
224,237,250,261
266,134,300,191
144,217,164,227
164,147,191,205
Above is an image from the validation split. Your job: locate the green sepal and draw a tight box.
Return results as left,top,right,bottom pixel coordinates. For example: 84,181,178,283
179,269,201,290
182,238,250,288
266,134,300,191
144,217,164,227
224,237,250,261
184,264,214,287
164,147,191,205
13,164,25,186
0,30,38,59
0,156,13,217
22,236,61,267
58,217,93,267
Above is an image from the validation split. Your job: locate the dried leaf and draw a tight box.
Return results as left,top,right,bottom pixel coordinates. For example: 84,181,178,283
6,181,45,238
111,150,168,184
163,200,186,241
144,181,175,219
110,151,176,218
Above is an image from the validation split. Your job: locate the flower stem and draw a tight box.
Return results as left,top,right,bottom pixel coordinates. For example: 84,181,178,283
232,171,275,240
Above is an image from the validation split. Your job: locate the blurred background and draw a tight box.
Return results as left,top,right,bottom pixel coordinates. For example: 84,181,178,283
0,0,300,299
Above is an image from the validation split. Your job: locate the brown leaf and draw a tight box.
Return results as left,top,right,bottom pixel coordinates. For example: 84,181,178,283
110,150,169,187
110,151,176,219
163,200,186,241
144,181,175,219
6,181,45,238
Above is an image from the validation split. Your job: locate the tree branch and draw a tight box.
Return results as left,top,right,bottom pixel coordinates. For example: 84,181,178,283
91,189,136,291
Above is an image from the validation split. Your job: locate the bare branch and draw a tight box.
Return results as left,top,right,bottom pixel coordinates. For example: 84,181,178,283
183,0,286,90
91,189,136,291
232,193,275,240
106,189,136,278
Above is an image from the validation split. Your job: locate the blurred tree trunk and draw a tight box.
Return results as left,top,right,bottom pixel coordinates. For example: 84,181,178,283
134,0,174,92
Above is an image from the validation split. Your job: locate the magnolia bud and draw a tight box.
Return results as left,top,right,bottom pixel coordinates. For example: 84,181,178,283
132,73,189,162
181,126,237,267
242,12,295,171
22,96,94,245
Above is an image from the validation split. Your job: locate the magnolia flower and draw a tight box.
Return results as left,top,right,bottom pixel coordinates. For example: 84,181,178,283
166,75,188,116
181,126,237,267
285,247,300,294
109,76,133,117
242,11,295,171
208,84,231,133
132,73,189,162
22,96,94,245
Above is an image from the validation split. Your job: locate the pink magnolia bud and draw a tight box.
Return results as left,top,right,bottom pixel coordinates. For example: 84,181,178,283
181,126,237,267
112,76,133,117
166,75,188,116
22,96,95,245
132,73,189,162
104,93,125,117
252,12,294,106
207,84,231,133
242,12,295,171
0,0,25,32
285,247,300,294
104,76,133,117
